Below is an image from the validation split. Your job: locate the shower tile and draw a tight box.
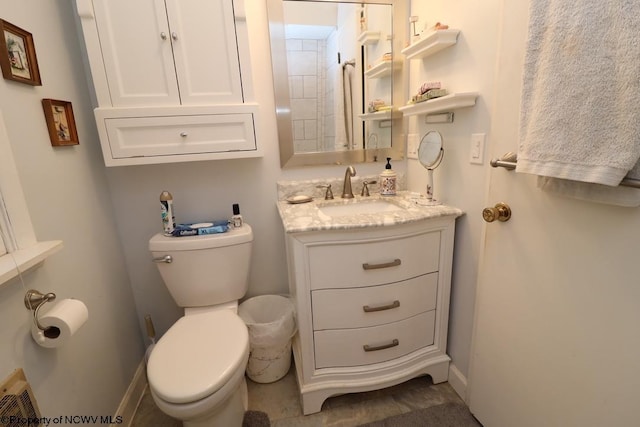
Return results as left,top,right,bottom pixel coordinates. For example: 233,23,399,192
302,39,318,51
286,39,302,51
304,120,317,139
290,99,317,120
289,76,304,99
303,76,317,99
288,51,317,75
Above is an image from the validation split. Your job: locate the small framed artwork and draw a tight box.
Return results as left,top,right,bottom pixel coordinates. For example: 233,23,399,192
0,19,41,86
42,99,79,146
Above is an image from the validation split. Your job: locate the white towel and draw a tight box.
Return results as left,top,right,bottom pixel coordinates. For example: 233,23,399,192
517,0,640,201
334,62,355,150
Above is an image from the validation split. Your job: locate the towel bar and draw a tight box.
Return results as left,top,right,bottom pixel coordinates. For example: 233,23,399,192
490,154,640,189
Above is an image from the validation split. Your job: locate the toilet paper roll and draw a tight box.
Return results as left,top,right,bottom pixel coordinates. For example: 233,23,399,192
31,299,88,348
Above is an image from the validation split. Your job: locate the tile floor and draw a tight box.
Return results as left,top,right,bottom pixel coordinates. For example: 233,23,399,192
131,363,466,427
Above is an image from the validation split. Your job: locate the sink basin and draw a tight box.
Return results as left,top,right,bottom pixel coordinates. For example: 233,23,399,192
317,200,403,217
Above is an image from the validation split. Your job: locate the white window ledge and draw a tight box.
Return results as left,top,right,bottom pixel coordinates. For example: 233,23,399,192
0,240,64,285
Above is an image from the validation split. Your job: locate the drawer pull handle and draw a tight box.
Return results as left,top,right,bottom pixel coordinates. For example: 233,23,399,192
363,300,400,313
362,259,401,270
363,339,399,352
180,132,188,137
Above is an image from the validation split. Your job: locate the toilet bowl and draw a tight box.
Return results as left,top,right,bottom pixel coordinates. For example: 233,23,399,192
147,309,250,427
147,225,254,426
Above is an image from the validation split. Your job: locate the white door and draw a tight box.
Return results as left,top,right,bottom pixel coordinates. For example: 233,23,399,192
92,0,180,106
468,2,640,426
165,0,244,105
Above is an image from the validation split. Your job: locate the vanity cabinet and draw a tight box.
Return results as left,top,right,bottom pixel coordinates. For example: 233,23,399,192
76,0,260,166
285,217,456,414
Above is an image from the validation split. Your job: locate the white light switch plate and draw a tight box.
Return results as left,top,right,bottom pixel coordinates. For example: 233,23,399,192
470,133,485,165
407,133,419,159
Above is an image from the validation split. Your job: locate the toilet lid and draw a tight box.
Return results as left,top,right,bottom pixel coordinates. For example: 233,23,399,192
147,310,249,404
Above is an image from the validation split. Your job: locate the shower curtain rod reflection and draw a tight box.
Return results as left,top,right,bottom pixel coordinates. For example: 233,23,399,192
490,153,640,189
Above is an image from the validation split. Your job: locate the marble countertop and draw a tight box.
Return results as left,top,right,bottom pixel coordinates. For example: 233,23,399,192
277,191,464,233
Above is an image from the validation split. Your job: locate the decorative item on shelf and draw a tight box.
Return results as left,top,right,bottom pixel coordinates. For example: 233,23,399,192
368,99,392,113
411,82,448,104
359,4,367,32
434,22,449,30
41,99,79,146
0,19,41,86
369,52,392,70
409,16,420,44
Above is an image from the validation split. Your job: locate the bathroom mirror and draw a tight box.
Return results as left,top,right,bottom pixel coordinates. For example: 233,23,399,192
267,0,407,168
417,130,444,204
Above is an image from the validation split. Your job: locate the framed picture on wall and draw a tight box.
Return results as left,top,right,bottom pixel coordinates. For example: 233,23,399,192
0,19,41,86
42,99,79,146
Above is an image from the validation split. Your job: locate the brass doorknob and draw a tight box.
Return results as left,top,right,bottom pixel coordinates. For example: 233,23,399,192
482,202,511,222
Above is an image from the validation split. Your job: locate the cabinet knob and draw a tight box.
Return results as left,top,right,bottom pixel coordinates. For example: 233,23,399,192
180,132,188,137
171,32,178,41
160,32,167,40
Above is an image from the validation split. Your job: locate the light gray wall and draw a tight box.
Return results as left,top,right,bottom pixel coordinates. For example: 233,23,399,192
0,0,143,420
103,0,407,343
405,0,501,378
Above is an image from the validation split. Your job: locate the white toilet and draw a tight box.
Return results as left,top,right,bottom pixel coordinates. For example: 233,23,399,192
147,225,253,427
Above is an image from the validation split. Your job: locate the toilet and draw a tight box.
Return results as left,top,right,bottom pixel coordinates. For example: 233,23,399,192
147,225,253,427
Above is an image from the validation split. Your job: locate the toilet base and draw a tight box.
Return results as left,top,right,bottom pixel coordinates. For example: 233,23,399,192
182,377,248,427
151,364,249,427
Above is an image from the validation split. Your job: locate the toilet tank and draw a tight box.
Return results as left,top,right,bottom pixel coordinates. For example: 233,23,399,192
149,225,253,308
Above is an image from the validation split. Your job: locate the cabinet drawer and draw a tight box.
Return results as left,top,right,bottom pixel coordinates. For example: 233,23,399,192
314,311,436,368
105,114,256,158
311,273,437,330
308,231,440,290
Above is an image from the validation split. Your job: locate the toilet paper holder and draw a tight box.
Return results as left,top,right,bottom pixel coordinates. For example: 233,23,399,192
24,289,57,332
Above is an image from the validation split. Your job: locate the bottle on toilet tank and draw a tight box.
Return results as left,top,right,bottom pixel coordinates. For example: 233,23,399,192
160,191,175,235
231,203,243,228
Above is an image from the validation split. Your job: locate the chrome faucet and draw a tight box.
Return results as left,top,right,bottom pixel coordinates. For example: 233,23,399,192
342,166,356,198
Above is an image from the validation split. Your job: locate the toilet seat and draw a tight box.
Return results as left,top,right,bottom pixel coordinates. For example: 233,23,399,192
147,310,249,404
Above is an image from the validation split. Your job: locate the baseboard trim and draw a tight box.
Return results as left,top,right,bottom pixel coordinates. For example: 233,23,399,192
112,359,148,427
448,363,468,403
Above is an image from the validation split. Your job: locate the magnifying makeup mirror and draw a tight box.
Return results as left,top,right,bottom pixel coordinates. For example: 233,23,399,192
417,131,444,205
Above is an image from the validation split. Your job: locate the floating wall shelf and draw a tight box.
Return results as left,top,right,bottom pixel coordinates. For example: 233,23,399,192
399,92,479,117
358,31,380,45
365,61,392,79
401,29,460,60
358,110,393,121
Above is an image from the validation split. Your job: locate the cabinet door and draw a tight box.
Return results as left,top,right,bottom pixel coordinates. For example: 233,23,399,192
165,0,244,105
92,0,180,106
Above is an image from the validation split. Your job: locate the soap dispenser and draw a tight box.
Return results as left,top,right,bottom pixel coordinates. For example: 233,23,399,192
380,158,397,196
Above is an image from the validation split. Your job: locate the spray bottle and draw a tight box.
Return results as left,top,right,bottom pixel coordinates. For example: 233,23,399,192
160,191,175,235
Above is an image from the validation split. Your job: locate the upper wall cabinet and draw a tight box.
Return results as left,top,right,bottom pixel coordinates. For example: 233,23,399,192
76,0,261,166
